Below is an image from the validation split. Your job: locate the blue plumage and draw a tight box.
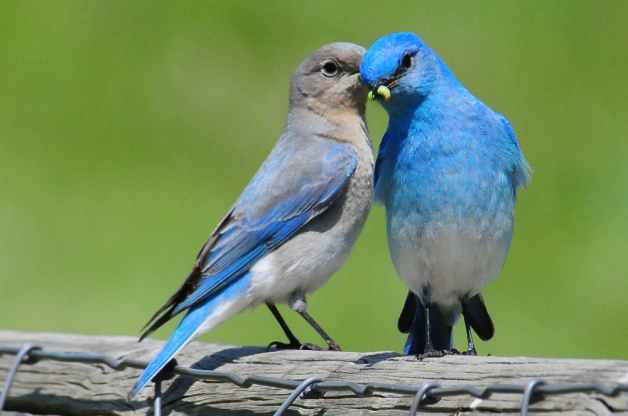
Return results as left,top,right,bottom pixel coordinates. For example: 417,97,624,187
130,273,253,399
361,32,529,355
130,139,357,398
129,42,373,398
170,141,357,316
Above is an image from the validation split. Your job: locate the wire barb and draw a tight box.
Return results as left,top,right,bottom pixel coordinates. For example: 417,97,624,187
408,382,440,416
0,344,41,412
274,377,323,416
0,344,627,414
520,379,545,416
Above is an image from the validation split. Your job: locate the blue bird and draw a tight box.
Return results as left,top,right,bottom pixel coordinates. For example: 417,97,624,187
128,42,373,398
360,33,530,356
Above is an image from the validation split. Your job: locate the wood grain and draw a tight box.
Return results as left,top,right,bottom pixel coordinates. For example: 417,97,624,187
1,331,627,415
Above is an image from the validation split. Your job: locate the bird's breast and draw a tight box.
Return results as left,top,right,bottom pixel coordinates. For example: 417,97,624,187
384,149,516,305
248,144,374,304
387,144,515,234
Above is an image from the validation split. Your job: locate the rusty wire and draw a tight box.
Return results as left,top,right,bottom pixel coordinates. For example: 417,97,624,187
1,344,627,416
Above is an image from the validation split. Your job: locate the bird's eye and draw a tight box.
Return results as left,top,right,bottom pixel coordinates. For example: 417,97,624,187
321,60,339,77
401,53,413,70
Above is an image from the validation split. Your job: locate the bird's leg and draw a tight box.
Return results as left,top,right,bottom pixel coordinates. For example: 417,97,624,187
296,309,342,351
289,294,341,351
462,304,477,356
463,318,477,355
417,303,445,359
266,303,303,350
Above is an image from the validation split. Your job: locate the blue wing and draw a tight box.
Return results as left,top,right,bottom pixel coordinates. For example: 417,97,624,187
374,130,394,204
499,116,531,191
139,135,358,338
129,137,358,399
129,271,253,400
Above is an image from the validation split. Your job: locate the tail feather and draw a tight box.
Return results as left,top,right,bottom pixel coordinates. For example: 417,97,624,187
397,291,416,333
128,273,251,399
129,302,209,399
462,294,494,341
401,294,453,355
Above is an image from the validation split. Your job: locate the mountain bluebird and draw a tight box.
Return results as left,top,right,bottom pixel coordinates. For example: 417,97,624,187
360,32,530,356
129,42,373,398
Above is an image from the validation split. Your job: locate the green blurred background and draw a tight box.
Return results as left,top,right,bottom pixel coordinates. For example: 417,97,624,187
2,1,627,359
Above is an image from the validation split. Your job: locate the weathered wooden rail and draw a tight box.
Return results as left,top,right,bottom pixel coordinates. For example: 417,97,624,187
1,331,627,415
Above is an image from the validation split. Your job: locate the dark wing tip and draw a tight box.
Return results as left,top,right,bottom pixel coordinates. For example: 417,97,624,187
136,220,231,342
137,267,204,342
397,291,417,333
138,305,176,341
463,294,495,341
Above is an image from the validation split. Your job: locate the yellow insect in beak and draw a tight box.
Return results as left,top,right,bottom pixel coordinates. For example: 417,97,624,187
368,85,392,102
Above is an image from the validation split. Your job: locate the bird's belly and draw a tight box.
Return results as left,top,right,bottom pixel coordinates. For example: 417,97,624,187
390,219,512,307
386,161,516,306
248,161,373,305
248,232,350,304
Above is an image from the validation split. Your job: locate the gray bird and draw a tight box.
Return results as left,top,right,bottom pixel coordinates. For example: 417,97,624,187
130,42,374,398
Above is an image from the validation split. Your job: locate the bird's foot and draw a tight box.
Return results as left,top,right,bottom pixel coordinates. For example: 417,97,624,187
267,340,303,351
416,350,446,360
300,342,325,351
267,341,330,351
462,347,477,356
416,349,457,360
325,340,342,351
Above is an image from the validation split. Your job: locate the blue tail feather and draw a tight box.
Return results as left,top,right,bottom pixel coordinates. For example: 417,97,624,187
128,273,252,399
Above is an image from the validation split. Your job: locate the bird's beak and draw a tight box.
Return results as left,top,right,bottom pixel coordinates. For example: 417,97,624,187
368,85,392,102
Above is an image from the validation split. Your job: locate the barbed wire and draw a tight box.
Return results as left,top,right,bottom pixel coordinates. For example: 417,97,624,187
1,343,627,416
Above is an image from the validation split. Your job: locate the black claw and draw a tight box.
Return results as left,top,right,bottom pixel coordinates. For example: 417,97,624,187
299,343,324,351
463,347,478,356
267,340,342,352
416,349,459,360
267,341,302,351
417,350,445,360
326,341,342,351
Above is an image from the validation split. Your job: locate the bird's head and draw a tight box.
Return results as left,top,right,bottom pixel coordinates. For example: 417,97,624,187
360,32,438,111
290,42,367,116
